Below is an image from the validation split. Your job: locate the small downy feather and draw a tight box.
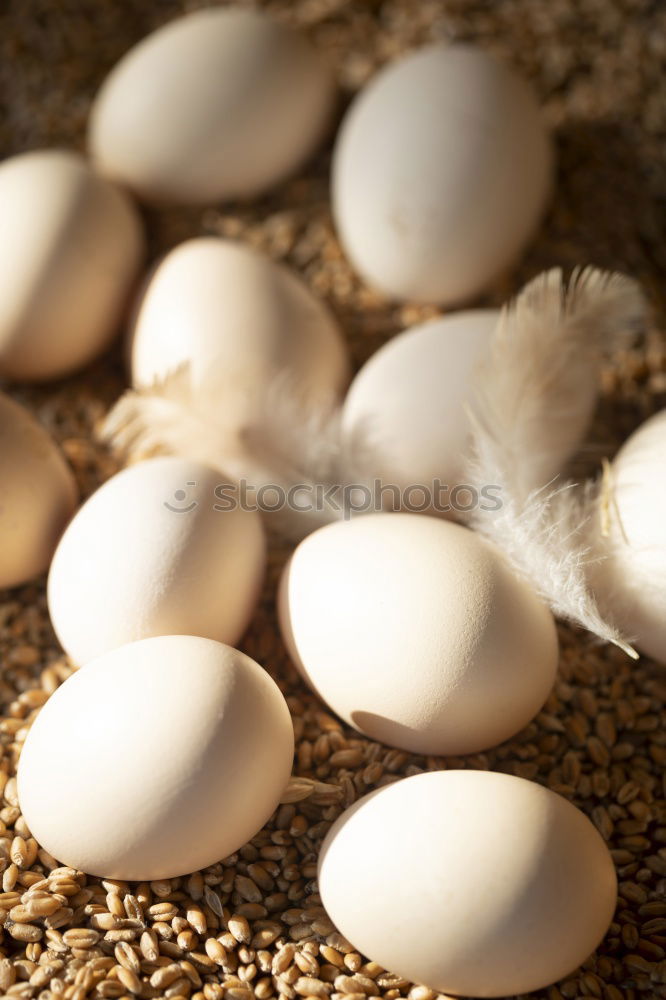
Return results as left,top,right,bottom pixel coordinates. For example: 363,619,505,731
102,364,241,473
102,365,385,539
238,377,390,538
464,266,646,654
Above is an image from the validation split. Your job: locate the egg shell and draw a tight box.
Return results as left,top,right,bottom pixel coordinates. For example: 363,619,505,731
48,456,265,665
129,237,349,398
341,310,499,493
278,513,558,755
0,392,77,588
18,635,294,879
88,7,336,205
0,150,144,382
332,44,553,305
318,770,617,997
595,410,666,663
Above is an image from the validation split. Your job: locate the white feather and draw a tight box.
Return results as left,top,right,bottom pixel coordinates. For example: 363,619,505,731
101,365,385,539
467,266,646,499
101,365,241,475
238,376,394,537
464,266,646,654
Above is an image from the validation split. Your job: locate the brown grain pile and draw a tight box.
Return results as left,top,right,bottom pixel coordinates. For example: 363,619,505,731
0,1,665,999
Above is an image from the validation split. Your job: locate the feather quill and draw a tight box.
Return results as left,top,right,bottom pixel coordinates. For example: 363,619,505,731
464,266,646,654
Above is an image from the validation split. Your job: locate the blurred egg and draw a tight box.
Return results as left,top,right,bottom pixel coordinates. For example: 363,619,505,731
130,238,348,394
593,410,666,663
18,635,294,879
89,7,336,205
332,44,553,304
128,237,349,479
0,392,77,588
48,457,265,665
0,150,144,381
342,310,499,495
278,513,558,755
319,770,617,997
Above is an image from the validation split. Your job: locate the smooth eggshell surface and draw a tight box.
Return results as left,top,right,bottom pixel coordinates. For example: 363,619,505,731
89,7,335,205
48,457,265,665
0,150,144,381
593,410,666,663
341,310,499,493
0,392,77,588
318,770,617,997
18,636,294,879
332,44,552,304
278,513,558,755
130,238,349,398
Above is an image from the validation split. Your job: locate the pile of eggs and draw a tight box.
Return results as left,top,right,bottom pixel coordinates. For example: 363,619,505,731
2,5,661,995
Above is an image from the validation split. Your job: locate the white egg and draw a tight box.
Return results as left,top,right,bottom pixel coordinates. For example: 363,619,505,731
592,410,666,663
0,392,77,588
130,238,349,398
48,457,265,665
279,513,558,755
319,770,617,997
89,7,335,205
341,310,499,498
0,150,144,381
332,44,553,304
18,636,294,879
